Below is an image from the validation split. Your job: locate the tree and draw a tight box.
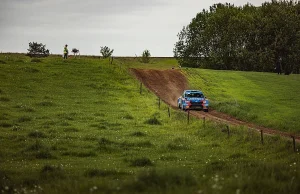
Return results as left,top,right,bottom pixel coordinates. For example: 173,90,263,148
72,48,80,57
142,49,151,63
174,1,300,74
27,42,50,58
100,46,114,58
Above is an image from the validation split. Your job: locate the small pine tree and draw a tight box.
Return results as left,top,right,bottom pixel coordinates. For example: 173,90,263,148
27,42,50,58
142,49,151,63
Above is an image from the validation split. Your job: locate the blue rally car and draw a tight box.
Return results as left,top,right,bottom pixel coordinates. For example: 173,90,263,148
177,90,209,112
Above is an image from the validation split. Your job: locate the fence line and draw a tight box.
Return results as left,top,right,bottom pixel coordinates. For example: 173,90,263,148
140,88,298,153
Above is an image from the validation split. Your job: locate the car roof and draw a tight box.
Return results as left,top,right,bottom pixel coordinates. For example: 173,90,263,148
184,90,203,93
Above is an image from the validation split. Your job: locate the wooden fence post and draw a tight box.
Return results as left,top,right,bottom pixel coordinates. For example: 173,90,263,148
260,130,264,145
158,98,161,109
168,106,171,118
227,125,230,138
139,83,142,94
292,136,296,152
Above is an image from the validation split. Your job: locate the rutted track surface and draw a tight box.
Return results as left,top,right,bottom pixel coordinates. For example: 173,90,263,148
131,68,300,140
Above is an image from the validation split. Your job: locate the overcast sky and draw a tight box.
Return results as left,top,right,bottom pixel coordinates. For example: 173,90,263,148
1,0,268,56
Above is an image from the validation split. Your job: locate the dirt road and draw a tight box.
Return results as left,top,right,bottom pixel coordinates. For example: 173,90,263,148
131,68,300,140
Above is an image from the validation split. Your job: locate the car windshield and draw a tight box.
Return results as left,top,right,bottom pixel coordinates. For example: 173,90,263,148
185,92,204,98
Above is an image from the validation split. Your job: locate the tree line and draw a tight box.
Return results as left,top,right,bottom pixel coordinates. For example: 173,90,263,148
174,0,300,74
27,42,151,63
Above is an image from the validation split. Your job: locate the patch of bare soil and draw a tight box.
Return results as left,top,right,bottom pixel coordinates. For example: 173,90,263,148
130,68,188,107
131,68,300,140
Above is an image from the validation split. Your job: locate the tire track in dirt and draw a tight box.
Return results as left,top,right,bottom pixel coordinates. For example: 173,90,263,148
130,68,300,141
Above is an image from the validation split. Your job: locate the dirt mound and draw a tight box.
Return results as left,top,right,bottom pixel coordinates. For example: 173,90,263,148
131,68,300,140
131,69,188,107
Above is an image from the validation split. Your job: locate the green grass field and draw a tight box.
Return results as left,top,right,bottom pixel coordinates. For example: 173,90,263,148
185,68,300,134
0,54,299,193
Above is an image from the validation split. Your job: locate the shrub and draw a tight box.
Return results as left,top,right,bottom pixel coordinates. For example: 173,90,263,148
37,101,54,106
228,153,247,159
28,131,47,138
40,165,65,179
134,141,153,148
63,127,79,132
121,141,153,149
142,49,151,63
0,60,7,64
0,113,9,120
17,116,32,123
57,112,76,120
62,151,97,158
12,125,22,131
27,140,45,151
24,107,35,112
131,131,147,137
26,42,49,58
36,150,55,159
100,46,114,58
130,157,153,167
98,137,116,152
159,155,178,161
0,122,12,128
22,67,40,73
167,138,190,150
123,114,134,120
0,97,9,102
207,161,228,171
84,169,125,177
15,104,35,112
127,169,196,192
98,137,115,146
144,117,161,125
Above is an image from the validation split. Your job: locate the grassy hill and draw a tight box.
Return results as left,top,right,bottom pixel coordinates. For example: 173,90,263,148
120,57,300,134
0,54,299,193
185,68,300,134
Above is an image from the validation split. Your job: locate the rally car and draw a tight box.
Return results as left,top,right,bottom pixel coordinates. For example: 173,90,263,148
177,90,209,112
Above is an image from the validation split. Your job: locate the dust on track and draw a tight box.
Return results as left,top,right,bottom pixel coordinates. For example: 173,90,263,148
131,68,300,141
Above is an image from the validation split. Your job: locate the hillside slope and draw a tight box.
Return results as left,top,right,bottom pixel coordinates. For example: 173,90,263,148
131,68,300,138
0,54,299,194
186,68,300,134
